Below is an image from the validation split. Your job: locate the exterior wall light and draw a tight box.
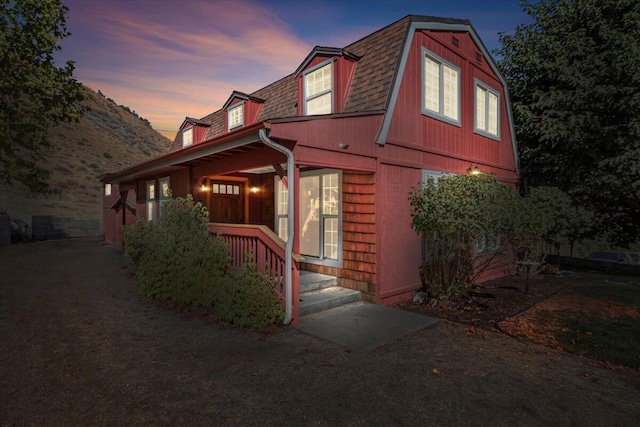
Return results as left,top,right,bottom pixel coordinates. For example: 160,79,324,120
250,186,260,193
200,178,208,192
466,165,482,176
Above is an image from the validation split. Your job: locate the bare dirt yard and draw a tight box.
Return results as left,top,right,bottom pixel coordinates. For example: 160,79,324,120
2,239,640,426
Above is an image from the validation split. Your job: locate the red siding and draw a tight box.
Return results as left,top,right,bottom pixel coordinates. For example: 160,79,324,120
386,30,517,181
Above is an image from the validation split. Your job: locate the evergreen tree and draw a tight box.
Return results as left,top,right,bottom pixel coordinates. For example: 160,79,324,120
496,0,640,246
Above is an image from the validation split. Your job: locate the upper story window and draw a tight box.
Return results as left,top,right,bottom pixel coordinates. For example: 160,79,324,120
304,60,332,115
228,103,243,130
475,80,500,140
182,127,193,147
422,48,460,126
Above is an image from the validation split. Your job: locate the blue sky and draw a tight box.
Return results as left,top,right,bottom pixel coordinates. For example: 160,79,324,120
59,0,531,138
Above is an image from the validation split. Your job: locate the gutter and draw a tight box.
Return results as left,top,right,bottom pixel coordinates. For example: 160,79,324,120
259,128,295,325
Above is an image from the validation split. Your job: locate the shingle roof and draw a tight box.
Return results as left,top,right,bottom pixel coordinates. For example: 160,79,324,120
175,15,471,148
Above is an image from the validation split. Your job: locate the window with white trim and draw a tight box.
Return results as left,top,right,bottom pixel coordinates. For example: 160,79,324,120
475,80,500,139
422,48,460,125
182,127,193,147
158,177,170,218
104,183,112,196
228,103,243,130
146,180,156,222
304,61,332,115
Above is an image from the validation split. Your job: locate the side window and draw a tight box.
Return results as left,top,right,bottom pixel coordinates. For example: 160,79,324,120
158,177,170,218
422,48,460,126
475,79,500,140
304,60,332,115
104,183,112,197
146,180,156,222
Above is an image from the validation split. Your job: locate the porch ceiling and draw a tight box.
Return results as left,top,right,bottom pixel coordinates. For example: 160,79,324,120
173,142,264,168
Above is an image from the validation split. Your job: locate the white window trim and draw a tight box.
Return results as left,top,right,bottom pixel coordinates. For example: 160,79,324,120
227,103,244,131
303,59,333,116
421,48,461,127
158,176,170,219
146,180,156,222
474,79,501,141
182,126,193,148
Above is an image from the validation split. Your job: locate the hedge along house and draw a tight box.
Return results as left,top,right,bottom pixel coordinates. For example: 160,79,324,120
101,15,519,325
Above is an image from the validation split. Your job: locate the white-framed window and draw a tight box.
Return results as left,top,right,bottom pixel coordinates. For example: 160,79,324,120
146,180,156,222
474,234,501,255
182,127,193,147
474,80,500,140
228,103,243,130
304,60,332,116
158,177,170,218
421,48,460,126
275,178,288,241
104,183,112,196
146,177,170,222
421,169,450,187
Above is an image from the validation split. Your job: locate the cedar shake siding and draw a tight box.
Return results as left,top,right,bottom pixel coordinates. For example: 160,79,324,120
302,171,377,302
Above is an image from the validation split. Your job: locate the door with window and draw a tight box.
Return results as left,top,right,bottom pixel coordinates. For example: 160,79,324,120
276,170,341,265
210,181,244,223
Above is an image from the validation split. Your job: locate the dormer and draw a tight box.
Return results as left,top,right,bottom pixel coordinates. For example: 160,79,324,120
295,47,360,116
222,91,265,132
179,117,211,149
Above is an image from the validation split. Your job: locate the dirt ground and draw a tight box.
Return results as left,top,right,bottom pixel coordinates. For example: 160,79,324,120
2,239,640,426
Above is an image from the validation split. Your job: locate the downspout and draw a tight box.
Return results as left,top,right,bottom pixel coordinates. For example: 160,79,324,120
259,128,295,325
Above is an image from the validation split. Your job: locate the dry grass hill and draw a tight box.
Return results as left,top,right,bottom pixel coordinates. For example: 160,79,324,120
0,84,172,241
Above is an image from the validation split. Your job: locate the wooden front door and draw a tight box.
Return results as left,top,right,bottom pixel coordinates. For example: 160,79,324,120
210,181,244,223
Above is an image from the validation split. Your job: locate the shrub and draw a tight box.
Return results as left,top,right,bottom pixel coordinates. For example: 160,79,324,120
214,257,285,329
409,174,516,300
122,194,284,330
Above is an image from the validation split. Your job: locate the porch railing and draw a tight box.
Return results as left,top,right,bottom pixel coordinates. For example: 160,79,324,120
209,223,303,325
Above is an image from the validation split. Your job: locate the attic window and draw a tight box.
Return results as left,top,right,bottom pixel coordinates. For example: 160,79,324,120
228,103,243,130
476,51,483,64
451,36,460,48
474,79,500,140
304,60,332,115
422,48,460,126
182,127,193,148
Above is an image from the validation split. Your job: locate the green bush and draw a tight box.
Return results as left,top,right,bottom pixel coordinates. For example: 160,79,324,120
122,194,284,330
409,174,516,299
215,258,284,329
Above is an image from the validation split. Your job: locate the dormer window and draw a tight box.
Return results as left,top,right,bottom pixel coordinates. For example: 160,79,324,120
304,60,332,115
228,103,243,130
182,127,193,147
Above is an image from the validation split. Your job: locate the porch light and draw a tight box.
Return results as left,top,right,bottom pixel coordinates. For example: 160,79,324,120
200,178,208,192
466,165,482,176
250,186,260,193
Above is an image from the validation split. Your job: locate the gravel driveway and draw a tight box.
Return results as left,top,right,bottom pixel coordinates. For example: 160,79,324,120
1,239,639,426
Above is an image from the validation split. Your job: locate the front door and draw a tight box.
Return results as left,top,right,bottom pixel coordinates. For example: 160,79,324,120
210,181,244,223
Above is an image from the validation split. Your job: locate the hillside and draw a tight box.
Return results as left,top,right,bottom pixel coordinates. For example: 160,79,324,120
0,84,172,241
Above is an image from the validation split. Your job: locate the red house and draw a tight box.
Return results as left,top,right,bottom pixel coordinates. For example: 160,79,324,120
102,15,519,325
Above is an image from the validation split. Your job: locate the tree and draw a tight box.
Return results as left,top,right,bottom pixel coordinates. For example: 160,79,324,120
0,0,84,193
409,174,516,300
495,0,640,246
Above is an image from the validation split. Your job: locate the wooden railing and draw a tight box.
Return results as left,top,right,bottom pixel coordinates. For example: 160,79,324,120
209,223,303,325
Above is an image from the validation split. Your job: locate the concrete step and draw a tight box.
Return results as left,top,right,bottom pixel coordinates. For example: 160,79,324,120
299,286,361,317
300,271,338,293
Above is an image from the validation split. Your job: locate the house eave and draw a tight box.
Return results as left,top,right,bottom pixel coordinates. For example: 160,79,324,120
102,122,266,184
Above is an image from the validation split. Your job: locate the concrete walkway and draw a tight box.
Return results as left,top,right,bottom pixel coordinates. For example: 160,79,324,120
297,301,438,351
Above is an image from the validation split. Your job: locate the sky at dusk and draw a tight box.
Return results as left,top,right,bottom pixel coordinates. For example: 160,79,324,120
58,0,531,139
